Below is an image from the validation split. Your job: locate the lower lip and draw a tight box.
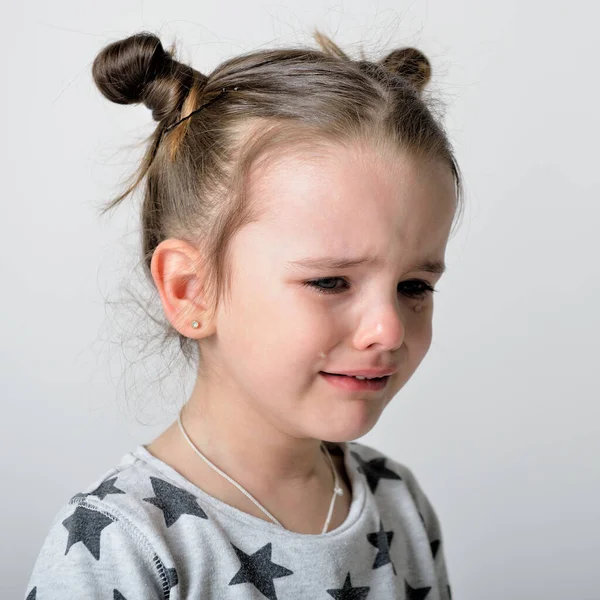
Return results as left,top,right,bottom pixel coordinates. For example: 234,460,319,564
320,372,389,391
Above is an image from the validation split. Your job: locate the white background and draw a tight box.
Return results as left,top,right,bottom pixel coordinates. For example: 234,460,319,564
2,0,599,598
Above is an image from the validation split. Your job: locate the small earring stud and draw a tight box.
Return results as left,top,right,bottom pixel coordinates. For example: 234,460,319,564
191,320,200,329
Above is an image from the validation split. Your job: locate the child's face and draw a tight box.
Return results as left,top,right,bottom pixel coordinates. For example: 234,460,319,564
210,140,456,442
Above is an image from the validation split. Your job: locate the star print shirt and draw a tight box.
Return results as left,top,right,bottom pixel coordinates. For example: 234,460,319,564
24,440,453,600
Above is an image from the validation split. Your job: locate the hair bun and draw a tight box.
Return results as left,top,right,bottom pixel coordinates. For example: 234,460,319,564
379,47,432,92
92,31,203,122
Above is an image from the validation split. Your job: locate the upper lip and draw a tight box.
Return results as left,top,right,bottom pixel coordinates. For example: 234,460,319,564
322,367,397,377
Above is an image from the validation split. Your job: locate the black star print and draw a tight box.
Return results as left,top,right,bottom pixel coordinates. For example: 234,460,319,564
167,566,179,590
143,477,208,528
350,451,402,493
367,519,397,575
70,476,126,502
113,590,127,600
405,580,432,599
228,542,293,600
25,587,36,600
62,505,115,560
416,508,443,560
326,572,370,599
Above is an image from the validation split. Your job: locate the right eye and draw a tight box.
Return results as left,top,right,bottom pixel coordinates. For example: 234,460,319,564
303,278,349,295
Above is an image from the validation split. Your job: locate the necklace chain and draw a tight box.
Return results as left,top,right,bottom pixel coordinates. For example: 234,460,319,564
176,406,344,534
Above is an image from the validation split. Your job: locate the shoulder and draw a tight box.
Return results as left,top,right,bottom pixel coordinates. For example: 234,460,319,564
346,440,443,532
345,439,419,485
345,441,453,597
63,445,213,539
25,447,183,600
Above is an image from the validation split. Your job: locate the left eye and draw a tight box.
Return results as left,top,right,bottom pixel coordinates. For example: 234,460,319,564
303,278,437,299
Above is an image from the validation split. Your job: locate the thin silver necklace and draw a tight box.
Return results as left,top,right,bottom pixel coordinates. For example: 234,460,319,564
176,406,344,533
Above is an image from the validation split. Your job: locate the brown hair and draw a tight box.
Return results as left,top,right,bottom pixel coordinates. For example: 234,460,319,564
92,29,464,373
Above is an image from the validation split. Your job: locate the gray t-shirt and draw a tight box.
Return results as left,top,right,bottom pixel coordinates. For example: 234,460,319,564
24,440,453,599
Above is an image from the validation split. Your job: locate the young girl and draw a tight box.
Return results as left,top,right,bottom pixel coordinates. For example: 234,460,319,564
25,29,462,600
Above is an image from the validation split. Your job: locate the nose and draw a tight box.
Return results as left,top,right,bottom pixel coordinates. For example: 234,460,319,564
352,300,407,352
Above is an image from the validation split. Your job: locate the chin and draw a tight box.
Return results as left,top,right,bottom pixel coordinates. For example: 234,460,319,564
316,412,381,444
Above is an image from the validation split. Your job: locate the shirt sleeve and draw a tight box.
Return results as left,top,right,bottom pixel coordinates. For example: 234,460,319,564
24,497,174,600
399,466,454,600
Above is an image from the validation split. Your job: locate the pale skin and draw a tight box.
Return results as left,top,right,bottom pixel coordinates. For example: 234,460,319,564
145,139,457,534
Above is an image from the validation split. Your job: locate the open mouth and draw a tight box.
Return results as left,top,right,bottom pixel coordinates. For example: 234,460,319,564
319,372,389,391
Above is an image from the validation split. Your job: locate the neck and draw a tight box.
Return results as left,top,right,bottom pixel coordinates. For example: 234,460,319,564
178,373,332,497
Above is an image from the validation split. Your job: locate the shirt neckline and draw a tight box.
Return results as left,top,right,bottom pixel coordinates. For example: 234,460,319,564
130,440,367,541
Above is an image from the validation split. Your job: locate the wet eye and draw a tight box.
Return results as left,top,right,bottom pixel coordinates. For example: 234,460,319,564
304,278,348,295
303,278,437,299
401,279,437,299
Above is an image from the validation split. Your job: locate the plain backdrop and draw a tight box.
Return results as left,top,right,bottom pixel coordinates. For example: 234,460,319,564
2,0,599,598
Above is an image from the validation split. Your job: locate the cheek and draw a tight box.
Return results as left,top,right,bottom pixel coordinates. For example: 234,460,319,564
407,313,434,360
268,303,334,374
222,286,331,375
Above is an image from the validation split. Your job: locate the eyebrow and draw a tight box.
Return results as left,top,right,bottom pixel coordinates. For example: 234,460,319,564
287,255,446,275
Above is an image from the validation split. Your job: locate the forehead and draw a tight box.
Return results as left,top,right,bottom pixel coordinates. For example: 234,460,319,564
244,140,456,257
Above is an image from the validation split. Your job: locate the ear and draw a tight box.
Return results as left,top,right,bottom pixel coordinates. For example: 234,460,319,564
150,238,217,338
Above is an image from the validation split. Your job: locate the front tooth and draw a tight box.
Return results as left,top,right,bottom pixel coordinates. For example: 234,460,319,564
354,376,367,380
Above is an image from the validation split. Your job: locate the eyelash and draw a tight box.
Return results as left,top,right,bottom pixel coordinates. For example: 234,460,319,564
303,278,438,299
